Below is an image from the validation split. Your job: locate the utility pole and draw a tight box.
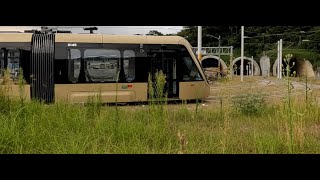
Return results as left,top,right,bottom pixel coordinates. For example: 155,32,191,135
218,35,221,78
241,26,244,82
251,56,254,76
277,40,280,79
197,26,202,61
230,46,233,79
279,39,283,79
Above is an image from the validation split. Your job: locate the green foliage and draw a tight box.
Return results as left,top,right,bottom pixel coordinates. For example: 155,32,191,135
147,30,177,36
1,89,320,153
148,70,167,103
148,70,168,124
232,93,267,116
0,87,11,116
264,49,320,68
177,26,320,63
86,91,102,118
0,69,12,116
147,30,163,36
2,65,320,154
283,53,294,153
18,68,26,104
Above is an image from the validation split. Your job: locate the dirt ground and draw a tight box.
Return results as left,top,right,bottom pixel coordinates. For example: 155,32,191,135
204,76,320,107
120,76,320,111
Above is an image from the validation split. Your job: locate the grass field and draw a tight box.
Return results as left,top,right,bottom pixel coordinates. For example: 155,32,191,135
1,72,320,154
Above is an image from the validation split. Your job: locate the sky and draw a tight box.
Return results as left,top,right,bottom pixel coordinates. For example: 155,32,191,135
0,26,183,35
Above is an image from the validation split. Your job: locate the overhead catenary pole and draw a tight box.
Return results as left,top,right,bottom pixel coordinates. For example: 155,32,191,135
279,39,283,79
241,26,244,82
218,35,221,78
230,46,233,78
277,41,280,79
198,26,202,61
251,56,254,76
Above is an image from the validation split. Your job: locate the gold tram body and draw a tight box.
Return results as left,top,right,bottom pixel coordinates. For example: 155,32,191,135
0,32,210,103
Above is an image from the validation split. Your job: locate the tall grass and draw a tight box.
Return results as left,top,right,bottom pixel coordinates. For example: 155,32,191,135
1,69,320,153
1,95,320,153
283,54,294,153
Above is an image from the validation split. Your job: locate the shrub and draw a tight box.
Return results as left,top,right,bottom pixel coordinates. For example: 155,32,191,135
232,93,266,115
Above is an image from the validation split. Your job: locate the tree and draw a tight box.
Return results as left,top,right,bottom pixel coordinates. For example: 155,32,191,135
177,26,320,57
147,30,163,36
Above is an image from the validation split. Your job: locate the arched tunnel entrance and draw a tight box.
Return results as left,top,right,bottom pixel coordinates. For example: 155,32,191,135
200,56,228,78
272,57,315,77
232,56,261,76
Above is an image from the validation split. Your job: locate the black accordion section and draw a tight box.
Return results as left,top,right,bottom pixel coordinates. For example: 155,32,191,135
30,33,55,103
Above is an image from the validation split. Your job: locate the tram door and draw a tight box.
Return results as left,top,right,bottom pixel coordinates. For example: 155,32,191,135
149,48,178,98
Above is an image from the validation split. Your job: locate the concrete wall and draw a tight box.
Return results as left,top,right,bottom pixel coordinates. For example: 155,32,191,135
260,55,270,77
296,60,315,78
233,56,261,76
273,58,315,78
201,55,228,70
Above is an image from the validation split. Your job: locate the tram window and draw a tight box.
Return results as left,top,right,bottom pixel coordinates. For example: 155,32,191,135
7,50,20,80
133,50,149,82
123,50,135,82
68,49,81,82
181,56,203,81
84,49,120,82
